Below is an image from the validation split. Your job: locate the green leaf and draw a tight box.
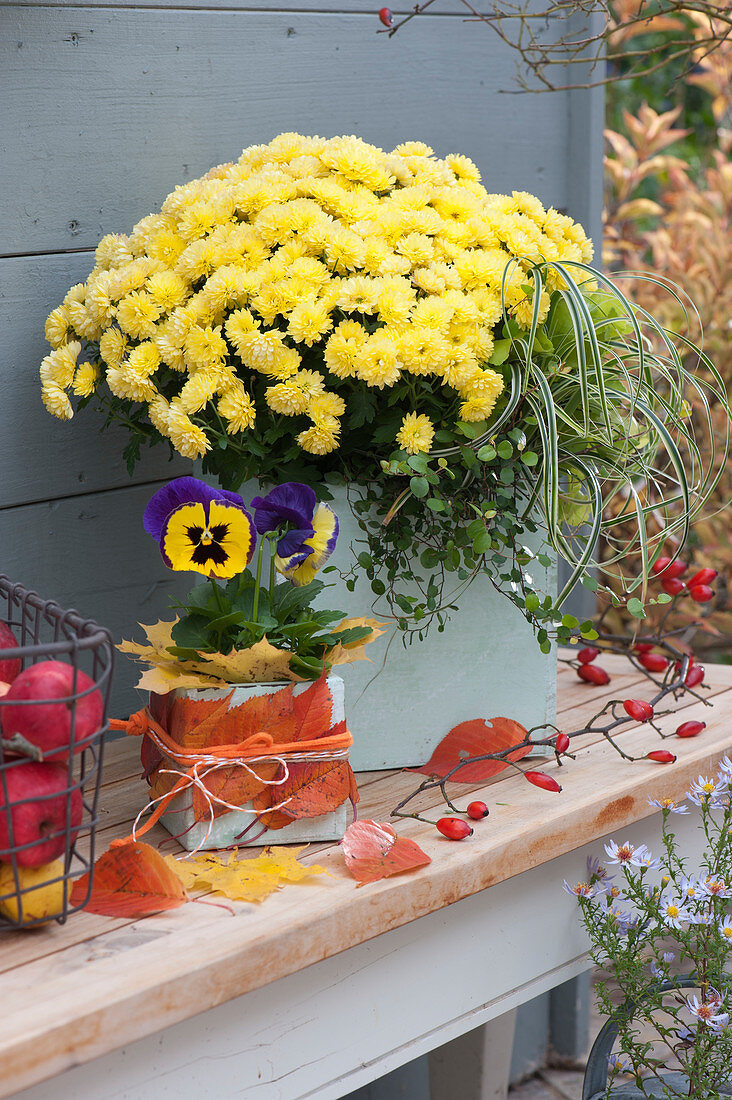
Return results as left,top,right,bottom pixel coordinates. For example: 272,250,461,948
627,597,646,619
472,530,492,554
477,445,496,462
407,454,429,474
426,498,447,513
410,476,429,498
657,592,673,604
525,593,540,613
562,614,579,628
496,440,513,460
489,339,512,366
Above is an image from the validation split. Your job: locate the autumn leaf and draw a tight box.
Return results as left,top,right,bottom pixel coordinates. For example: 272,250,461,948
119,623,304,691
325,617,388,666
341,820,431,885
165,846,329,904
254,755,355,829
414,717,531,782
70,840,189,917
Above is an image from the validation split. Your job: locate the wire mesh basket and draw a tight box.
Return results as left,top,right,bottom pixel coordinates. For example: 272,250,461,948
0,576,113,929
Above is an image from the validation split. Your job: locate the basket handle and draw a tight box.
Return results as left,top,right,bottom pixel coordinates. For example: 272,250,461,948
582,977,709,1099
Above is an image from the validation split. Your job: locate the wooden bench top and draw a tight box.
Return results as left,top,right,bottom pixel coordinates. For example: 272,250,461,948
1,654,732,1098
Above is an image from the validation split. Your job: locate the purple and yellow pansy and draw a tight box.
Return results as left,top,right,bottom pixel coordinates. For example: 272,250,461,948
251,482,339,586
144,476,256,579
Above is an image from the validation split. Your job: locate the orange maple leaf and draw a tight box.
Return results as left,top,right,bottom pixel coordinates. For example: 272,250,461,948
414,717,531,781
341,820,431,885
70,840,189,917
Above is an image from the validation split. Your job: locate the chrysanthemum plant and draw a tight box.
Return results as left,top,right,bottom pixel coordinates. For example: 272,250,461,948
132,476,376,682
40,134,729,649
567,771,732,1098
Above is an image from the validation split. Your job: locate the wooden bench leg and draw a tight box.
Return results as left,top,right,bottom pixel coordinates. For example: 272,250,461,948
429,1011,518,1100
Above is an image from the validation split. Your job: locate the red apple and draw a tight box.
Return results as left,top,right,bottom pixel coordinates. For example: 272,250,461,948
0,761,82,867
0,621,22,685
1,661,103,758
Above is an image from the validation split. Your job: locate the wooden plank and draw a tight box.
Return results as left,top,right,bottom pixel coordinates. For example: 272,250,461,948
0,483,191,716
0,675,730,1096
0,7,571,255
0,253,187,508
1,657,716,978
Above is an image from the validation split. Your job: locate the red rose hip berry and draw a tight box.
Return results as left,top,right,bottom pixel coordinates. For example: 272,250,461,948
577,646,600,664
647,750,676,764
466,801,489,820
555,732,570,753
378,6,393,26
688,568,717,588
662,577,686,597
639,652,669,673
1,660,103,758
436,817,473,840
623,699,654,722
676,720,706,738
577,664,610,685
688,584,714,604
685,664,705,688
524,771,562,793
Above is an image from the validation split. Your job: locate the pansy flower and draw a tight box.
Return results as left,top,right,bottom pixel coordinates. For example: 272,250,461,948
144,476,256,579
251,482,338,586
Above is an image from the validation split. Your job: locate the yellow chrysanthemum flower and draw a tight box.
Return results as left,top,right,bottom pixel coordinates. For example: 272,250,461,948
218,382,256,432
287,300,333,346
309,392,346,419
265,381,310,416
72,362,101,398
396,412,435,455
39,341,81,389
44,306,72,349
297,421,340,455
116,290,161,340
357,331,402,389
41,383,73,420
167,402,211,459
184,324,228,370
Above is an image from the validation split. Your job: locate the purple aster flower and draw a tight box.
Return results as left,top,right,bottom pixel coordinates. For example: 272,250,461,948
143,476,256,579
251,482,339,586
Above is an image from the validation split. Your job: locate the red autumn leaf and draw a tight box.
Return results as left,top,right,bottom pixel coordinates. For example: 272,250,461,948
341,820,431,885
292,675,334,742
254,753,354,829
167,690,231,743
415,717,531,782
70,839,189,917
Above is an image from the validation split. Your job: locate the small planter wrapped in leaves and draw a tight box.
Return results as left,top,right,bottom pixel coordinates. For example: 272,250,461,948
120,477,383,850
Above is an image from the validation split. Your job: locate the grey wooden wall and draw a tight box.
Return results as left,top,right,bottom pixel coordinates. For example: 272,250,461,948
0,3,603,716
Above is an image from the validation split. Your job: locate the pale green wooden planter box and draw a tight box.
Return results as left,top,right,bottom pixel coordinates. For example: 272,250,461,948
320,487,557,773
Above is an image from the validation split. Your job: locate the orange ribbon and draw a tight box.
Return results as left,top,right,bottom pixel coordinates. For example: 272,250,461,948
110,708,353,842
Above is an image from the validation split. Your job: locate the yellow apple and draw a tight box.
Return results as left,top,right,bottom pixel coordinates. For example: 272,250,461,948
0,858,65,924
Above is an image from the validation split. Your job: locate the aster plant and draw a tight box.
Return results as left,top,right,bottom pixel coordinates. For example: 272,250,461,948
140,476,372,680
40,133,729,647
567,766,732,1099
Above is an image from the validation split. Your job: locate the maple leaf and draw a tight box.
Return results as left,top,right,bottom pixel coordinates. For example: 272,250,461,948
70,840,189,917
414,717,531,782
341,820,431,885
165,846,329,903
